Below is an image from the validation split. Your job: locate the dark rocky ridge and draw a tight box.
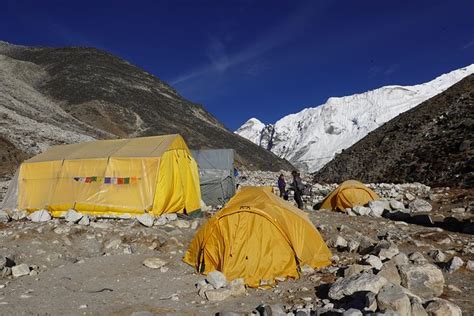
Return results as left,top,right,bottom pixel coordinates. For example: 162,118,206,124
314,75,474,188
0,43,293,175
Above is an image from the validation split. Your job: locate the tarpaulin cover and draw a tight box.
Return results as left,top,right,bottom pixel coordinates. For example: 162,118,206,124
191,149,235,206
319,180,379,212
183,186,332,287
9,134,201,217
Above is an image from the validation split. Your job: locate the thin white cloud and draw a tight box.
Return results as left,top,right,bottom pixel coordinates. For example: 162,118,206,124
462,39,474,49
171,2,321,85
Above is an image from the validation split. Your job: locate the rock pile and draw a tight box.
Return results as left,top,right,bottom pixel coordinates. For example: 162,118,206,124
196,271,247,301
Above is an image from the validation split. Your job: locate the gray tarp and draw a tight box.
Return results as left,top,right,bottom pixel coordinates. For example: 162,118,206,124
191,149,235,206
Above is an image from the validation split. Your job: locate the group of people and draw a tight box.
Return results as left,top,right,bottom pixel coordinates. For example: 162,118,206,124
277,171,305,209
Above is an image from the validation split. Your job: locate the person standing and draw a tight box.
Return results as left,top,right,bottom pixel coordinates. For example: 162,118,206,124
277,174,286,198
291,170,304,209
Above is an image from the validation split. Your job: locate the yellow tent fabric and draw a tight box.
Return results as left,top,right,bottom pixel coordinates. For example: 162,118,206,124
17,134,201,217
319,180,379,212
183,186,332,287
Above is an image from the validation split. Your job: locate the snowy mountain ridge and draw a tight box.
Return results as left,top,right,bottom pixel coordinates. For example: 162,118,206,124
235,64,474,172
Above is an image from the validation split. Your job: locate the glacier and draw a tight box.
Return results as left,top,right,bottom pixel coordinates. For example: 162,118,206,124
235,64,474,172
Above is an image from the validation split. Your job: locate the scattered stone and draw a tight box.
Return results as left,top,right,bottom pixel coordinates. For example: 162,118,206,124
425,298,462,316
228,278,246,296
206,270,227,289
368,200,389,217
11,209,28,220
142,258,167,269
64,209,82,223
428,250,446,263
329,235,348,250
450,207,465,214
399,264,445,299
411,299,428,316
353,205,371,216
0,210,10,223
105,238,122,249
300,265,315,275
328,273,388,300
446,256,464,273
174,219,190,229
342,308,363,316
191,220,199,230
466,260,474,272
28,210,51,222
78,215,90,226
372,241,399,260
258,304,287,316
205,288,232,301
363,255,383,270
154,216,168,226
409,252,427,264
347,240,360,253
12,264,30,278
137,214,154,227
377,261,401,285
447,284,462,293
405,193,416,201
389,200,405,210
409,199,432,213
377,283,411,316
164,213,177,221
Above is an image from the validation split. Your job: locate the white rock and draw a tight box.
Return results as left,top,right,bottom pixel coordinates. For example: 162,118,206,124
409,199,432,213
64,209,82,223
411,299,428,316
164,213,177,221
12,264,30,278
405,193,416,201
450,207,465,213
368,200,389,217
78,215,90,226
329,235,348,249
137,214,154,227
428,250,446,263
228,278,246,296
105,238,122,249
300,264,315,275
447,256,464,273
376,283,411,316
11,209,28,220
154,216,168,226
174,219,190,229
206,270,227,289
28,210,51,222
353,205,371,216
191,220,199,230
205,288,232,301
409,252,427,264
425,298,462,316
466,260,474,272
364,255,383,270
390,200,405,210
399,264,445,299
0,210,10,223
143,258,167,269
348,240,360,253
342,308,363,316
328,273,388,300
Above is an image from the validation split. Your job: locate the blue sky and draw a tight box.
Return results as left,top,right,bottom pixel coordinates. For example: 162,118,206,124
1,0,473,130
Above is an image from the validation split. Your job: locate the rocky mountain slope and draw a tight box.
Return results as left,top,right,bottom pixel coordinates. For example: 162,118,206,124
236,65,474,172
314,74,474,188
0,41,292,177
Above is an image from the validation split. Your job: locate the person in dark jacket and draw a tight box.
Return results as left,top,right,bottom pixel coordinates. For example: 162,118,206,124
291,170,304,209
277,174,286,198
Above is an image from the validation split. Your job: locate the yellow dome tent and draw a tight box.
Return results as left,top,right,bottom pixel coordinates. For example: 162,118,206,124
9,134,201,217
183,186,332,287
320,180,379,212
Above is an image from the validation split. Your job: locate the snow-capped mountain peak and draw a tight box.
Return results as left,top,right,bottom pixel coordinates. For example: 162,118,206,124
235,64,474,172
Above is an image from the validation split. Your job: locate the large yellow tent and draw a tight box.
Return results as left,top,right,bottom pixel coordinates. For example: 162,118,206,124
11,134,201,217
320,180,379,212
184,186,332,287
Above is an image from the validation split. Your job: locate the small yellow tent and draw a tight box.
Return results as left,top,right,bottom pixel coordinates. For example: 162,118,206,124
14,134,201,217
320,180,379,212
184,186,331,287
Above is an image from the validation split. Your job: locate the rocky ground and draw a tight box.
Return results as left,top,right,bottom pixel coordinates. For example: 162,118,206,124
0,171,473,315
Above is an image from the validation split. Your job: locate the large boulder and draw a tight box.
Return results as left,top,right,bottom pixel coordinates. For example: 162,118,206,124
425,299,462,316
28,210,51,222
399,264,444,299
328,273,388,300
409,199,432,213
376,283,411,316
